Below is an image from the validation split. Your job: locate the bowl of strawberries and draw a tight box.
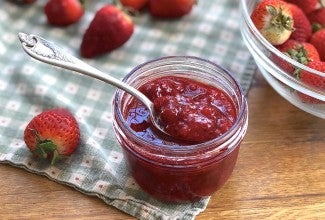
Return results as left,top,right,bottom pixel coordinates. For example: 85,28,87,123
240,0,325,118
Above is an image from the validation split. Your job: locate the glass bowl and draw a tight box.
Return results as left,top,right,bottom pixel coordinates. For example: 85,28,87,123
240,0,325,119
112,56,248,202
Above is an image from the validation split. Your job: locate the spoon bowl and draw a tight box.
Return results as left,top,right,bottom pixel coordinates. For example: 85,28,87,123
17,32,166,136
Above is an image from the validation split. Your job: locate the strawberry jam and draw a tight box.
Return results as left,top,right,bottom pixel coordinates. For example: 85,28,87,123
112,56,248,202
126,76,237,143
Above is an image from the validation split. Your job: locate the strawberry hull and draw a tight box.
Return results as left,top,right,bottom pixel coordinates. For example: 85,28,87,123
24,108,80,164
250,0,294,45
308,8,325,31
274,40,320,76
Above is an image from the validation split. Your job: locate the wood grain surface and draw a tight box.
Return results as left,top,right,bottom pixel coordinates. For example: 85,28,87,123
1,73,324,220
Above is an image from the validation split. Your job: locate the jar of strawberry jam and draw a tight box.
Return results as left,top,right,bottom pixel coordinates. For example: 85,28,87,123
112,56,248,202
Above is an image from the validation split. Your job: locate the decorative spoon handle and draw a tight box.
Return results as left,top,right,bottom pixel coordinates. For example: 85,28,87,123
17,32,154,110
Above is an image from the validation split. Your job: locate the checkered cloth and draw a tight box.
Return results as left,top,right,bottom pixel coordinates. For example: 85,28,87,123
0,0,255,219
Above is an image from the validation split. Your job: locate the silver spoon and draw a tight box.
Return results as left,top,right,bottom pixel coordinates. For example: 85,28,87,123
18,32,166,136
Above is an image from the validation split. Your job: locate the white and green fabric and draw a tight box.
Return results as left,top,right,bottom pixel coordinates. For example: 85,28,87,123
0,0,255,219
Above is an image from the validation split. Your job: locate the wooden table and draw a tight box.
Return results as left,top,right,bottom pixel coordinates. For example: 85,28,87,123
1,73,324,219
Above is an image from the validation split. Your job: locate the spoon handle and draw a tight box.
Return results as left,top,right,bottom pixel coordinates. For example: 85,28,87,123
17,32,153,109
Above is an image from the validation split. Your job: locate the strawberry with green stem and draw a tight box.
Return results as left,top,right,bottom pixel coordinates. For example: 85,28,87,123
251,0,294,45
24,108,80,165
275,39,320,76
308,8,325,33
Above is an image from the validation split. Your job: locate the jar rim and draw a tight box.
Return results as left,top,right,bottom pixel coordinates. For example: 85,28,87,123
113,56,248,154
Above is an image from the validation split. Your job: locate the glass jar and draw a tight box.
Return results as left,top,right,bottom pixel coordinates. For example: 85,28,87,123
112,56,248,202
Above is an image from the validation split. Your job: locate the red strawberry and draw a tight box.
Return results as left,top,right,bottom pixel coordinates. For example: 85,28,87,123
251,0,294,45
80,5,134,58
287,3,312,42
120,0,148,11
298,61,325,103
275,39,320,76
284,0,319,14
310,29,325,61
308,8,325,32
148,0,196,18
44,0,84,26
24,108,80,164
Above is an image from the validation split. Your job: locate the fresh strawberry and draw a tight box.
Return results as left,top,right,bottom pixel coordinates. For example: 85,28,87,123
148,0,196,18
275,39,320,76
251,0,294,45
308,8,325,32
80,5,134,58
298,61,325,103
24,108,80,164
287,3,312,42
120,0,148,11
284,0,319,14
310,29,325,61
44,0,84,26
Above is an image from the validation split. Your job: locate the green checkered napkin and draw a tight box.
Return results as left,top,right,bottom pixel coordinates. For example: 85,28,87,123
0,0,255,219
